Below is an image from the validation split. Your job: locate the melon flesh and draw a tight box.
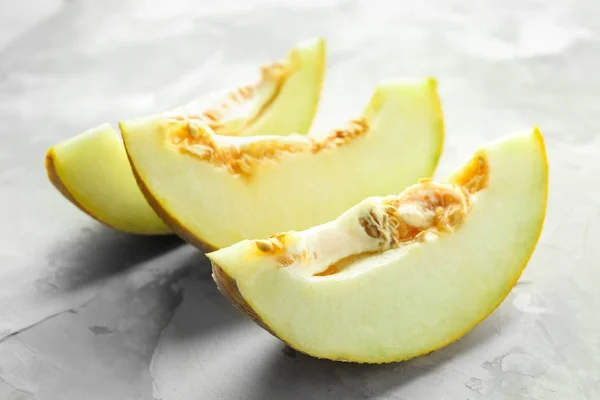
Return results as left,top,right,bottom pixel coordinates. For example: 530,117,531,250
46,123,171,234
121,78,444,249
45,37,326,234
207,128,548,363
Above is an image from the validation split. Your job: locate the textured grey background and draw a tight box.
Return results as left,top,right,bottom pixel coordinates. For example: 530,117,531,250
0,0,599,399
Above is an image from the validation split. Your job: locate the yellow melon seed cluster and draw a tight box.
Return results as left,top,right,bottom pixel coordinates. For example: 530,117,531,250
358,181,473,251
169,117,370,177
168,58,296,137
247,159,489,278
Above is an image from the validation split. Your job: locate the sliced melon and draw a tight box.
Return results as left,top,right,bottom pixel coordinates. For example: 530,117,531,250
45,37,326,235
207,128,548,363
121,77,444,249
46,123,172,234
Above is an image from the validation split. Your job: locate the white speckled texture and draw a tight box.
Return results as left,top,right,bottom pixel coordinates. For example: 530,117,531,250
1,0,599,399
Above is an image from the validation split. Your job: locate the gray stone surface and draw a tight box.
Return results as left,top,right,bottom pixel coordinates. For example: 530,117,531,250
0,0,599,398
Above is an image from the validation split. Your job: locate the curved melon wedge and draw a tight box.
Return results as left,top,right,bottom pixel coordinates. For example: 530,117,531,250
121,77,444,249
207,128,548,363
171,36,325,136
46,123,171,234
45,37,326,235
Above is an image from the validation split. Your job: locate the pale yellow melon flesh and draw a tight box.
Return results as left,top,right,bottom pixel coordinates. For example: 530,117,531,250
121,78,444,249
207,128,548,363
45,37,326,235
46,123,171,234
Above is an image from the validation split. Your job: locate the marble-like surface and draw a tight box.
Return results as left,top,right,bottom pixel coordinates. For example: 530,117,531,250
1,0,599,399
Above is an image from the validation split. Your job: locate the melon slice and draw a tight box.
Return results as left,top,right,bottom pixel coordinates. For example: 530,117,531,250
45,37,326,234
207,128,548,363
46,123,172,234
121,77,444,249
